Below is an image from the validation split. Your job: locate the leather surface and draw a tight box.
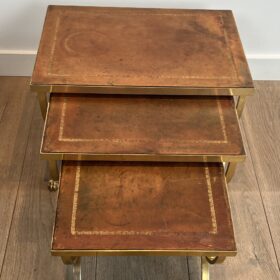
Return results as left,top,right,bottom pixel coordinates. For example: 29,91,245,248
31,6,253,89
52,161,236,252
42,94,244,157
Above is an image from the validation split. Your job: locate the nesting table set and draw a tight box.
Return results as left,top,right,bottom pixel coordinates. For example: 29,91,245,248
30,5,254,280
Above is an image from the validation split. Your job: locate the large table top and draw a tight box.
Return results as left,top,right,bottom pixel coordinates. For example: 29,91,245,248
31,6,253,93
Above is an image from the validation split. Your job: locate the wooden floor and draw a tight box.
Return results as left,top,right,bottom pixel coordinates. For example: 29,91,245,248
0,77,279,280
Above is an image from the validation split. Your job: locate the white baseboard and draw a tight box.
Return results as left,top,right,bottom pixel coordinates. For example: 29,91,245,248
0,51,279,80
247,55,280,80
0,51,36,76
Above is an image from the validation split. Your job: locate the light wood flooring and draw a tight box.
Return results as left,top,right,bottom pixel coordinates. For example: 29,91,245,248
0,77,279,279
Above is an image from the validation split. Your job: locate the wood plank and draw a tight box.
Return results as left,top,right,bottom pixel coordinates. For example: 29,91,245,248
0,77,36,272
242,81,280,265
0,102,97,280
82,257,97,279
0,102,7,123
0,104,66,279
0,78,279,280
96,256,189,280
188,120,280,279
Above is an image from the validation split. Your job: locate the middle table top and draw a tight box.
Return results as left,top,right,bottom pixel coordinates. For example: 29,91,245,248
31,6,253,94
41,94,244,161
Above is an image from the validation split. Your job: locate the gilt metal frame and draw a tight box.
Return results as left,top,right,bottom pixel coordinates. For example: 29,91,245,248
30,84,253,121
31,85,252,122
31,85,252,186
30,83,254,119
30,84,254,98
57,253,231,280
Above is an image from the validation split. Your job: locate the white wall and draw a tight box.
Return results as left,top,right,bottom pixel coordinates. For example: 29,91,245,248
0,0,279,79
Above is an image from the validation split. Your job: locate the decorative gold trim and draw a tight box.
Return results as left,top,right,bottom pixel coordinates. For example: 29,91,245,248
58,97,228,144
70,163,218,236
48,15,61,76
216,97,228,143
70,163,80,235
31,84,254,96
40,152,246,162
51,249,237,257
58,100,66,141
204,165,217,234
46,12,236,82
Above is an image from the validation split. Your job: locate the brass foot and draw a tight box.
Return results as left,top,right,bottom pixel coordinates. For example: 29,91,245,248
48,180,59,192
206,256,226,264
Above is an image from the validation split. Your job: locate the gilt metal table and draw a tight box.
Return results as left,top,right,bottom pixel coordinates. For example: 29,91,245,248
31,5,254,280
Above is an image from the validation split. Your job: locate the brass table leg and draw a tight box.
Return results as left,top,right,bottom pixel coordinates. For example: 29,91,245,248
201,257,209,280
73,258,81,280
236,96,246,118
36,92,48,120
48,160,59,191
202,256,227,280
35,90,58,191
62,256,81,280
226,162,237,183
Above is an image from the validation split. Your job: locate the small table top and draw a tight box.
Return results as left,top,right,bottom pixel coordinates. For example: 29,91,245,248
52,161,236,255
41,94,245,161
31,5,253,94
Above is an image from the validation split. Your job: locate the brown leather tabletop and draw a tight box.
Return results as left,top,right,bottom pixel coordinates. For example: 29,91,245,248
41,94,244,160
52,161,236,254
31,5,253,91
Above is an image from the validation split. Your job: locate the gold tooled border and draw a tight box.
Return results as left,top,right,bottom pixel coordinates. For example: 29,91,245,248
58,97,228,144
70,162,218,236
47,11,237,81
